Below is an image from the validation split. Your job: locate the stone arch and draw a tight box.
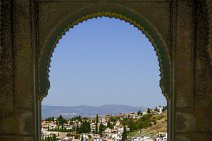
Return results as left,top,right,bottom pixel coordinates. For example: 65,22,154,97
38,3,171,102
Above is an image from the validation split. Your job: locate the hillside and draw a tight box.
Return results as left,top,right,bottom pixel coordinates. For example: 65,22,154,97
128,111,167,138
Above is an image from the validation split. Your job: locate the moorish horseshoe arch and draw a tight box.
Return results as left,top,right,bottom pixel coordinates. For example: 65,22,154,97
38,3,171,101
37,3,172,141
37,2,173,140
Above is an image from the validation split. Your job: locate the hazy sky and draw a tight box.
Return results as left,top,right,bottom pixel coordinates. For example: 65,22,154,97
42,17,166,108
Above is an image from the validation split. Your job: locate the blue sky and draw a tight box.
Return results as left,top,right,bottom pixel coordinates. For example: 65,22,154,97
42,17,166,108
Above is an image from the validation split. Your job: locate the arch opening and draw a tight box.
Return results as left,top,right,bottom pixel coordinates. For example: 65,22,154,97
40,16,169,141
38,12,171,101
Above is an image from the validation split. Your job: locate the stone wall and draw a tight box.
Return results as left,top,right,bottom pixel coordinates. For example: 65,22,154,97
0,0,36,140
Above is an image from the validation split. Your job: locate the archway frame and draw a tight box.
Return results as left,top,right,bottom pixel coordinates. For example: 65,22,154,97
37,2,174,141
38,8,172,101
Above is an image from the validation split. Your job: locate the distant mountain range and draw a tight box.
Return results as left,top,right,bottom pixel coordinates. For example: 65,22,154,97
42,104,147,119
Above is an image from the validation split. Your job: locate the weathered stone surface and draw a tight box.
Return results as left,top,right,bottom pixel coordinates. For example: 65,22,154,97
19,111,34,135
24,137,34,141
175,0,195,108
175,112,196,132
194,0,212,133
0,116,19,134
0,136,34,141
13,0,34,109
175,135,191,141
0,110,34,135
192,134,212,141
0,0,14,119
0,136,22,141
175,133,212,141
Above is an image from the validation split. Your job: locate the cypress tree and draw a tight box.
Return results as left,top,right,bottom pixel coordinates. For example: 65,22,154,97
122,126,127,141
147,108,151,113
81,135,84,141
99,122,106,137
95,114,99,134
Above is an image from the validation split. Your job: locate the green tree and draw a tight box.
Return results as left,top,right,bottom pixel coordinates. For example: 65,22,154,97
57,115,67,130
162,106,167,112
82,117,89,121
81,135,84,141
137,111,143,116
128,120,137,132
121,117,128,126
99,123,106,136
76,124,79,132
107,120,113,129
137,114,153,129
78,121,91,133
110,116,117,122
141,113,152,121
122,126,127,141
147,108,151,113
52,134,56,141
138,120,151,128
45,116,54,122
72,115,82,122
137,110,141,115
95,114,99,133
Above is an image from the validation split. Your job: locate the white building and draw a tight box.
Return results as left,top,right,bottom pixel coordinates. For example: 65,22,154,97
157,106,164,114
156,132,167,141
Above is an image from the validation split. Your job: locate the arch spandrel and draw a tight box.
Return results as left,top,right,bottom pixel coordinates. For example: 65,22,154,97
38,1,171,54
38,3,171,101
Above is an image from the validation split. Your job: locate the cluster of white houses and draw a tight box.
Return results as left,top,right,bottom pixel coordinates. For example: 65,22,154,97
41,106,167,141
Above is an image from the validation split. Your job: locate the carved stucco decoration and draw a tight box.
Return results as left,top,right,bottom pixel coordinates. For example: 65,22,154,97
38,6,171,101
